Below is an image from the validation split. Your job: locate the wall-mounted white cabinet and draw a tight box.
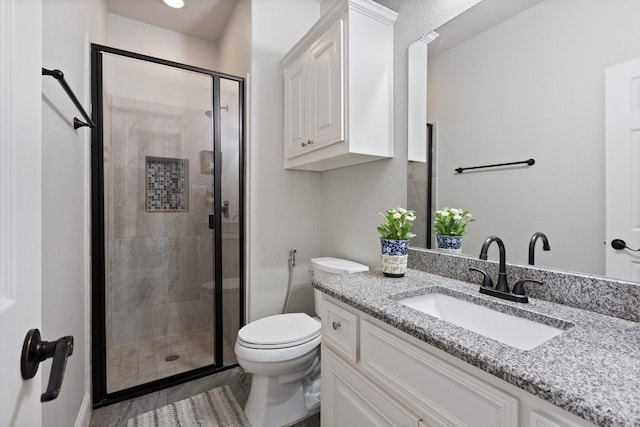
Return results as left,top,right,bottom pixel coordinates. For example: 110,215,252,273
320,295,597,427
281,0,397,171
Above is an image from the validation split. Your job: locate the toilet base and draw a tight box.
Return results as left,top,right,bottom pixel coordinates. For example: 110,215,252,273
243,358,321,427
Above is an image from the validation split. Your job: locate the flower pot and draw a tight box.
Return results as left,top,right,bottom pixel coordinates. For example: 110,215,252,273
436,235,462,253
380,238,409,277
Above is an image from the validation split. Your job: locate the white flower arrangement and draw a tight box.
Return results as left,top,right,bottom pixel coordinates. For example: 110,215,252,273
433,207,474,237
377,207,417,240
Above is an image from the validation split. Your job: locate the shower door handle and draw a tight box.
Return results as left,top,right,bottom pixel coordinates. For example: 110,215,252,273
209,214,214,230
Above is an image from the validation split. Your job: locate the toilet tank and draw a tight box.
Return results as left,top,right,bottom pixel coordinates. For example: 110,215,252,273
311,257,369,317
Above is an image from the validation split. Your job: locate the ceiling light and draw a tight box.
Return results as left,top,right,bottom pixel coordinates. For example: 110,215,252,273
162,0,184,9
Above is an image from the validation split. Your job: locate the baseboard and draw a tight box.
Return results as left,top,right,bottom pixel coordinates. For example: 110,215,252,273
74,393,91,427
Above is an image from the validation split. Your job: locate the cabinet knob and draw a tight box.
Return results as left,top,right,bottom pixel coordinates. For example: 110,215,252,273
332,321,341,330
307,139,314,145
301,142,307,148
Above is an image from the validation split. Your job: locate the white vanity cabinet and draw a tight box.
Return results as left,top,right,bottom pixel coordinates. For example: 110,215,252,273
321,296,422,426
281,0,397,171
320,295,597,427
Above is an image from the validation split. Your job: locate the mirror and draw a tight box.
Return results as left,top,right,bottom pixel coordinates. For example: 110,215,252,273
407,37,428,162
407,0,640,281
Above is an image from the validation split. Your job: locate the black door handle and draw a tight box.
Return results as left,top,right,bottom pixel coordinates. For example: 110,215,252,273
21,329,74,402
209,214,214,230
611,239,640,251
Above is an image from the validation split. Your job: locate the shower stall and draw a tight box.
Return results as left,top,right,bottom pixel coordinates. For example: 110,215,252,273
90,45,244,406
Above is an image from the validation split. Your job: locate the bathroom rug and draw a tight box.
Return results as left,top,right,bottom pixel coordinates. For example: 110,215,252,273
126,385,251,427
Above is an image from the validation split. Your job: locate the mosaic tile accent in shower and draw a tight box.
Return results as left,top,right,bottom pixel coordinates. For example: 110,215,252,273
146,156,189,212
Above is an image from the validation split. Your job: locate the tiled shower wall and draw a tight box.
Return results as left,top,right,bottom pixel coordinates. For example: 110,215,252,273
408,127,438,249
105,96,239,348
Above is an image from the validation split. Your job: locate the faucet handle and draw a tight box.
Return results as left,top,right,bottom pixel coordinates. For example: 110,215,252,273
512,279,542,296
469,267,493,288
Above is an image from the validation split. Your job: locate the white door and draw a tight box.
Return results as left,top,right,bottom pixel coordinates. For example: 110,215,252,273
605,57,640,281
0,0,44,426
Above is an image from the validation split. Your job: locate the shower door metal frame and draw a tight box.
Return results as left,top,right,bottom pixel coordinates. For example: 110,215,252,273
90,44,245,408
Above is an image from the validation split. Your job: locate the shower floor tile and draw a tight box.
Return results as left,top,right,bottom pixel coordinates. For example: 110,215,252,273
106,326,236,393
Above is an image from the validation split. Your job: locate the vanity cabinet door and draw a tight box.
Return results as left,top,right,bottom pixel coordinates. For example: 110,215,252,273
322,347,421,427
530,410,586,427
360,319,519,427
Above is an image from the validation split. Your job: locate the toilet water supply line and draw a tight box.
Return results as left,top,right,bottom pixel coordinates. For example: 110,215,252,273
282,249,297,314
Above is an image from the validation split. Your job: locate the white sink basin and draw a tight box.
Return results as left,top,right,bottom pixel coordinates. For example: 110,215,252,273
398,292,565,350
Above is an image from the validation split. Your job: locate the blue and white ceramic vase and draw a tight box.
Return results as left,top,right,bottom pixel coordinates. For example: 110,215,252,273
380,238,410,277
436,234,462,253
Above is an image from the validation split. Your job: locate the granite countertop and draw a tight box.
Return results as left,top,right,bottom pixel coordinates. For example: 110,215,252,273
313,268,640,427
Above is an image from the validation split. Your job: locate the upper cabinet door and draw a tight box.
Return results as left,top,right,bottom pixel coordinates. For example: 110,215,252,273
308,19,344,150
284,53,309,159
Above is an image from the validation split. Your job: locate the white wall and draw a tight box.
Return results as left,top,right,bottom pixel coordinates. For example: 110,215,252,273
107,14,218,70
248,0,322,321
41,0,107,426
427,0,640,275
218,0,251,78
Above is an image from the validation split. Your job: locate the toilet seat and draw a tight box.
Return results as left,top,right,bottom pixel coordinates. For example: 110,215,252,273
235,335,321,364
235,313,321,364
237,313,320,349
237,333,320,350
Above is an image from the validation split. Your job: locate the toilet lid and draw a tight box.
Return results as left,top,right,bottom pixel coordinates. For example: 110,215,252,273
237,313,320,349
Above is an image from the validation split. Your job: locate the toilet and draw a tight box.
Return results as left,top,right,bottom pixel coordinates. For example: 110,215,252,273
235,257,369,427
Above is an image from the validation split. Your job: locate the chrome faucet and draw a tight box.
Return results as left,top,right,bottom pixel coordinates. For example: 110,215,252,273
479,235,509,292
528,232,550,265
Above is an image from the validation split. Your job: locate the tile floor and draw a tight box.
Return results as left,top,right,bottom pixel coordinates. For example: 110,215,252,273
107,326,236,392
90,366,321,427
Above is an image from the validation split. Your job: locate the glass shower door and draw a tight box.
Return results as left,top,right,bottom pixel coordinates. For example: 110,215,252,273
99,51,217,394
